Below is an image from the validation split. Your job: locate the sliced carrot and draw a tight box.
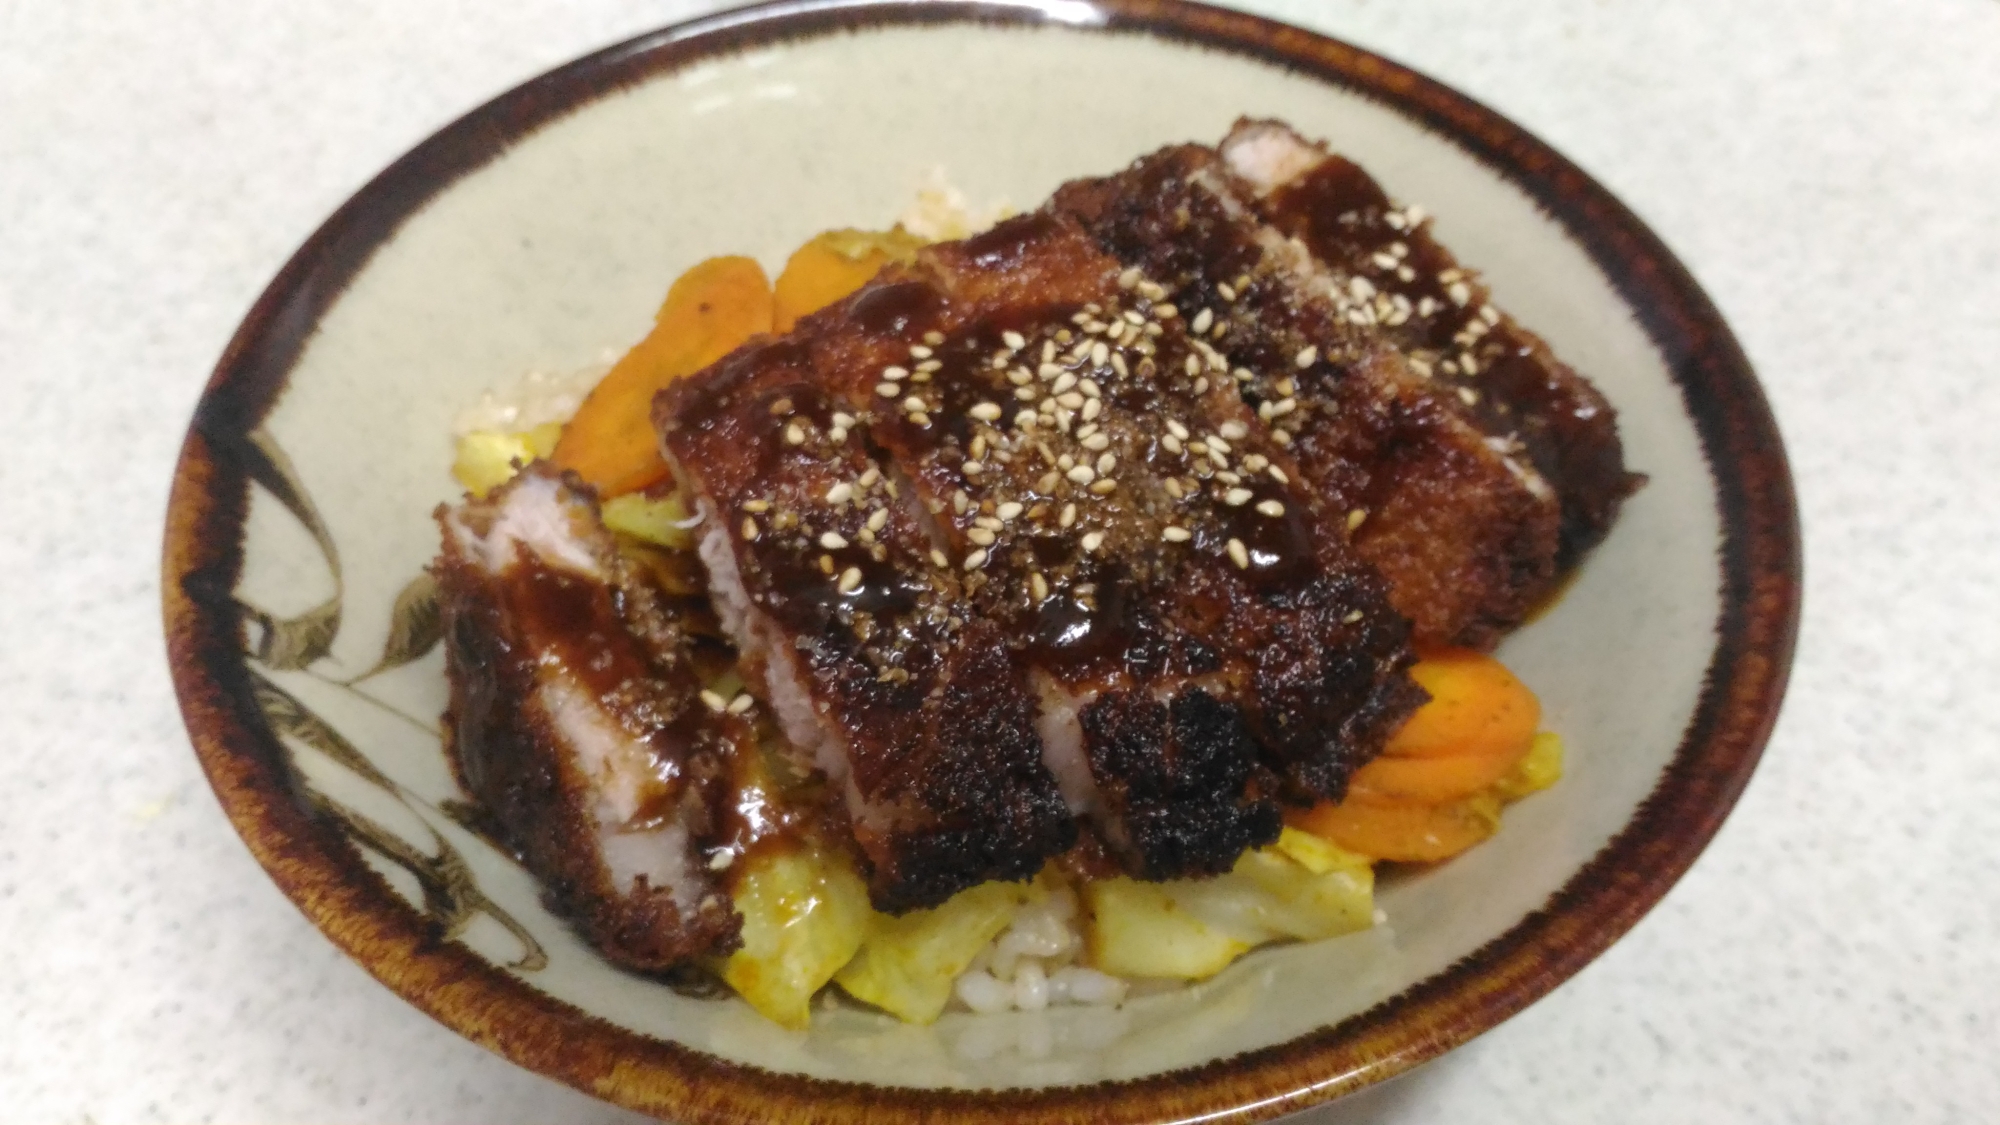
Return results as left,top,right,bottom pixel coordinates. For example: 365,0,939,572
1348,742,1533,805
1286,792,1501,864
772,228,925,332
552,256,774,496
1383,646,1541,760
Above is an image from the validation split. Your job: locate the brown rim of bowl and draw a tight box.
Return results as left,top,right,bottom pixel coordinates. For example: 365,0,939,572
162,1,1802,1120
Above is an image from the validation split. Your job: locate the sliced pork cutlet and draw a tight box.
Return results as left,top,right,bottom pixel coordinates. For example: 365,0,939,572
759,212,1420,878
654,334,1074,912
1052,143,1564,650
436,465,757,969
1219,118,1643,570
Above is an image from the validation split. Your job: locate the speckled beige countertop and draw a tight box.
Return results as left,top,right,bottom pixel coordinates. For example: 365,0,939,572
4,1,1997,1121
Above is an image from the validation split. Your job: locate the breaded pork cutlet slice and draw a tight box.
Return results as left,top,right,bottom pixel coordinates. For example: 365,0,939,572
654,332,1075,912
436,465,753,968
1053,143,1564,650
1219,119,1643,570
674,212,1421,880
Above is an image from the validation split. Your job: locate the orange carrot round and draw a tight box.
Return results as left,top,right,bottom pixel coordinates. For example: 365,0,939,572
1347,745,1531,805
553,255,774,496
1383,647,1542,761
1286,792,1500,864
772,229,924,332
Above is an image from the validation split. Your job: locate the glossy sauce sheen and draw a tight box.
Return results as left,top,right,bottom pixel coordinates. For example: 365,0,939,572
1051,138,1571,649
661,211,1422,883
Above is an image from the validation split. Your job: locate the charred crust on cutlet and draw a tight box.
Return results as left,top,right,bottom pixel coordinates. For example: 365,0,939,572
435,468,747,968
1080,688,1281,880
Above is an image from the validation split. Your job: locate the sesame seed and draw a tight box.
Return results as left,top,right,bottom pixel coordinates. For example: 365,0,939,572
967,527,996,546
1458,387,1479,405
1080,397,1102,421
1164,478,1185,499
1138,280,1168,300
834,566,862,594
1224,487,1252,506
952,490,970,514
1255,499,1285,517
1272,429,1293,447
818,555,834,575
1226,538,1250,569
1349,276,1377,301
1040,362,1065,381
1384,211,1406,231
1118,266,1141,289
784,423,806,445
1274,377,1296,398
1091,341,1109,366
1059,503,1077,528
1153,303,1178,319
1347,508,1368,530
1042,341,1057,363
975,515,1002,530
1184,354,1201,378
740,517,759,541
700,690,729,713
825,483,854,504
964,549,988,571
1066,465,1096,485
1123,309,1146,326
916,359,943,373
910,345,933,359
883,366,908,382
1081,531,1105,552
1480,304,1502,325
867,508,888,532
922,330,945,346
742,499,770,513
1166,420,1190,440
1207,435,1232,454
1089,478,1117,495
1096,452,1116,474
1079,432,1111,452
1215,420,1246,441
896,395,922,414
1015,386,1039,401
769,397,794,415
1037,471,1061,493
876,383,898,397
1110,352,1129,376
1294,345,1318,369
1003,330,1027,350
969,402,1002,422
1051,372,1077,395
1162,433,1184,454
819,531,849,549
1056,392,1086,410
1015,410,1038,430
1241,453,1268,472
1162,526,1191,543
1030,572,1049,601
1079,378,1102,399
1460,353,1479,376
1407,204,1428,225
1269,465,1289,484
1217,282,1237,301
1372,251,1398,270
1448,281,1472,307
962,460,985,476
1271,398,1298,417
708,851,735,871
930,548,949,568
996,501,1023,521
1190,308,1214,334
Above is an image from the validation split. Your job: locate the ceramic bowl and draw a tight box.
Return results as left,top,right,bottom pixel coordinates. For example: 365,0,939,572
162,1,1800,1120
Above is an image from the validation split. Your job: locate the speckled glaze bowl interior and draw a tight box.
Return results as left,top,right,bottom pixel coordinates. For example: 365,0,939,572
162,2,1800,1121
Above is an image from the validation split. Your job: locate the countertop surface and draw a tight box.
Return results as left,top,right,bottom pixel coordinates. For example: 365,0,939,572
5,1,1998,1121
